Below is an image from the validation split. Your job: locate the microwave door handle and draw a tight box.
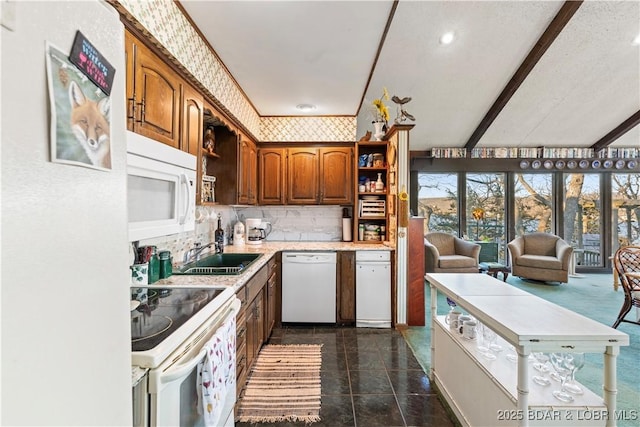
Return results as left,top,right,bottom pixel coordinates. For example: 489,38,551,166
178,173,191,225
160,346,208,384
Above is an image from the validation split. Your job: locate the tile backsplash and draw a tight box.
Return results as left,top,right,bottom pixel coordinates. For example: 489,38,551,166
135,205,346,265
233,205,344,242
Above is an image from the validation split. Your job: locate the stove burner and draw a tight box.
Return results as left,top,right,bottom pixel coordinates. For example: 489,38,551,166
131,315,173,342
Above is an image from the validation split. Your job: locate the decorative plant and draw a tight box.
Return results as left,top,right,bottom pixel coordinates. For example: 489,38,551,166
371,87,390,123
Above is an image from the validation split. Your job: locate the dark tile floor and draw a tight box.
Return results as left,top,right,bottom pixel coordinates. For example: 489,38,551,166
236,326,457,427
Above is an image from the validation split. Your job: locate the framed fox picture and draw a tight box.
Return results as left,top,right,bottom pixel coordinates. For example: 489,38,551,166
46,42,112,171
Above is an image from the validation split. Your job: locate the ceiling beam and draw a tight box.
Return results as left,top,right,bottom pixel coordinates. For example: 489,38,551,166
356,0,399,117
590,110,640,152
463,0,583,152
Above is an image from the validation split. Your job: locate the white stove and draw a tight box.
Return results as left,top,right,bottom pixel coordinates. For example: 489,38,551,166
131,284,238,426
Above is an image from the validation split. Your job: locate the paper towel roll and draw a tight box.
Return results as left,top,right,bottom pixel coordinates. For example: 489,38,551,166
342,218,352,241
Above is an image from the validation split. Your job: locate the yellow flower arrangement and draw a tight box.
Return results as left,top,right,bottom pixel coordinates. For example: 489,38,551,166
372,87,390,123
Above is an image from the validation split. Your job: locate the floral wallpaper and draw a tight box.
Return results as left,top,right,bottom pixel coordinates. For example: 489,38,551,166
113,0,357,142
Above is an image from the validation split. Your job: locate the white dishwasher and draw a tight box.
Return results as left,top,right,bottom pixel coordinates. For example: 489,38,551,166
356,251,391,328
282,252,337,323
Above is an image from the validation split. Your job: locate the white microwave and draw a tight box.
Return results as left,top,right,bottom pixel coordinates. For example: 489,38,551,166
126,132,196,242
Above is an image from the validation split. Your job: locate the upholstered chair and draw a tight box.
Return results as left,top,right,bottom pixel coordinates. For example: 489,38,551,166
507,233,573,283
424,232,481,273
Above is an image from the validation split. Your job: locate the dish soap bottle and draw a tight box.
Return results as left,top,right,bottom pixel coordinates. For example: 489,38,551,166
214,213,224,253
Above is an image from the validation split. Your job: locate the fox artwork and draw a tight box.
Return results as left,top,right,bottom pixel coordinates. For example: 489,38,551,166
68,81,111,169
47,42,112,170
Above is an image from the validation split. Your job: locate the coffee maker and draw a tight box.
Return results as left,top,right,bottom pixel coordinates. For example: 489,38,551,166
245,218,271,245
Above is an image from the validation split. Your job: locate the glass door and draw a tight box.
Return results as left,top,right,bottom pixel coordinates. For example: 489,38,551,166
466,173,506,263
563,173,602,268
612,172,640,251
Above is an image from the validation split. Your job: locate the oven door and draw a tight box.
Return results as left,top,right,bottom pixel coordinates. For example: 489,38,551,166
147,296,239,427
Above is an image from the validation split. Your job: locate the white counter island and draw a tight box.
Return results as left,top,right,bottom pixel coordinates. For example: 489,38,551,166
425,273,629,427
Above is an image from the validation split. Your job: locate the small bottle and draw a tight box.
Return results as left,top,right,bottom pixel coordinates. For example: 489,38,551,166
214,213,224,253
358,224,365,241
375,173,384,192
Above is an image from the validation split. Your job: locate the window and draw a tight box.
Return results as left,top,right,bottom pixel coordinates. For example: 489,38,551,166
417,173,458,234
612,173,640,249
514,173,553,234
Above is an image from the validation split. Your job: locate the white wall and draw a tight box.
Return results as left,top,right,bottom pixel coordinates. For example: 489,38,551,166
1,1,132,425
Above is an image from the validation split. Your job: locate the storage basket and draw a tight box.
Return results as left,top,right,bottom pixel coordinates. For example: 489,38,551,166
360,199,386,217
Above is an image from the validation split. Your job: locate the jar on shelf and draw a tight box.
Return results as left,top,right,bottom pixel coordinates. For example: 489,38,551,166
373,153,384,167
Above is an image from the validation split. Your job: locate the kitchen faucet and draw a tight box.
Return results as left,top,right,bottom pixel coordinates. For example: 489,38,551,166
183,241,222,264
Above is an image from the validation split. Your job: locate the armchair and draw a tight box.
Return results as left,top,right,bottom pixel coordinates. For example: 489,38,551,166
507,233,573,283
424,232,480,273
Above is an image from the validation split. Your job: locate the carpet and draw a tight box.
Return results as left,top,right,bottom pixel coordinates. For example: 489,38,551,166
236,344,322,424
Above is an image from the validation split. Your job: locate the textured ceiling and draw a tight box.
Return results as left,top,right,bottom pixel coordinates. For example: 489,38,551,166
180,0,640,151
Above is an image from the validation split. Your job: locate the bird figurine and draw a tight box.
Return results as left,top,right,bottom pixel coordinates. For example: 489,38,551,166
392,95,415,124
391,96,411,105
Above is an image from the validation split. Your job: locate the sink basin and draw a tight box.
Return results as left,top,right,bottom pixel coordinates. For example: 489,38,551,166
173,253,262,275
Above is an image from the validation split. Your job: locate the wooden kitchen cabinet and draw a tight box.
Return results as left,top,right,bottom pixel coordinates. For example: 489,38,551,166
258,148,286,205
287,148,319,204
238,136,257,205
286,146,353,205
235,289,248,398
124,28,181,149
265,257,278,337
320,147,353,204
337,251,356,325
203,107,259,206
236,260,273,395
180,83,203,157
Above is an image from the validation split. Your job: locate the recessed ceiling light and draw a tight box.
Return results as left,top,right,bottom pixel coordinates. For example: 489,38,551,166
439,32,455,45
296,104,316,112
633,34,640,45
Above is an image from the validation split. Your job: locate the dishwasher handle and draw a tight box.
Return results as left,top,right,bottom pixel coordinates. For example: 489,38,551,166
283,253,336,264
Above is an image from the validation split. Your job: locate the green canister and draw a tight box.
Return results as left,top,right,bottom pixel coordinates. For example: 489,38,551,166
159,250,172,279
147,246,160,284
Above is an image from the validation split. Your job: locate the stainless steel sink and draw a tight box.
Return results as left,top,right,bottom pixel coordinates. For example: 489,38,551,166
173,253,262,275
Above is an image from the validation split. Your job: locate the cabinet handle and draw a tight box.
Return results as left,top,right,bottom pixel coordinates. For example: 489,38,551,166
136,98,145,123
127,95,136,122
237,327,246,339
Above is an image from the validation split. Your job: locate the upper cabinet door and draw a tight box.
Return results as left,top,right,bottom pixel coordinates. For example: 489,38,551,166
132,40,181,149
180,83,203,157
258,148,286,205
124,29,136,132
287,148,319,204
238,137,257,205
319,147,353,204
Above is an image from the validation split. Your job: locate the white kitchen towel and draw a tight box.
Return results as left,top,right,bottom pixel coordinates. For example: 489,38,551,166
197,314,236,426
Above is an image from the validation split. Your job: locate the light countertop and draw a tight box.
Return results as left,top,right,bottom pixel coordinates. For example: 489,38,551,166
151,241,394,291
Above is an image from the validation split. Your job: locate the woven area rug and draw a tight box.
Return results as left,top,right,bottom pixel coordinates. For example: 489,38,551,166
236,344,322,424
